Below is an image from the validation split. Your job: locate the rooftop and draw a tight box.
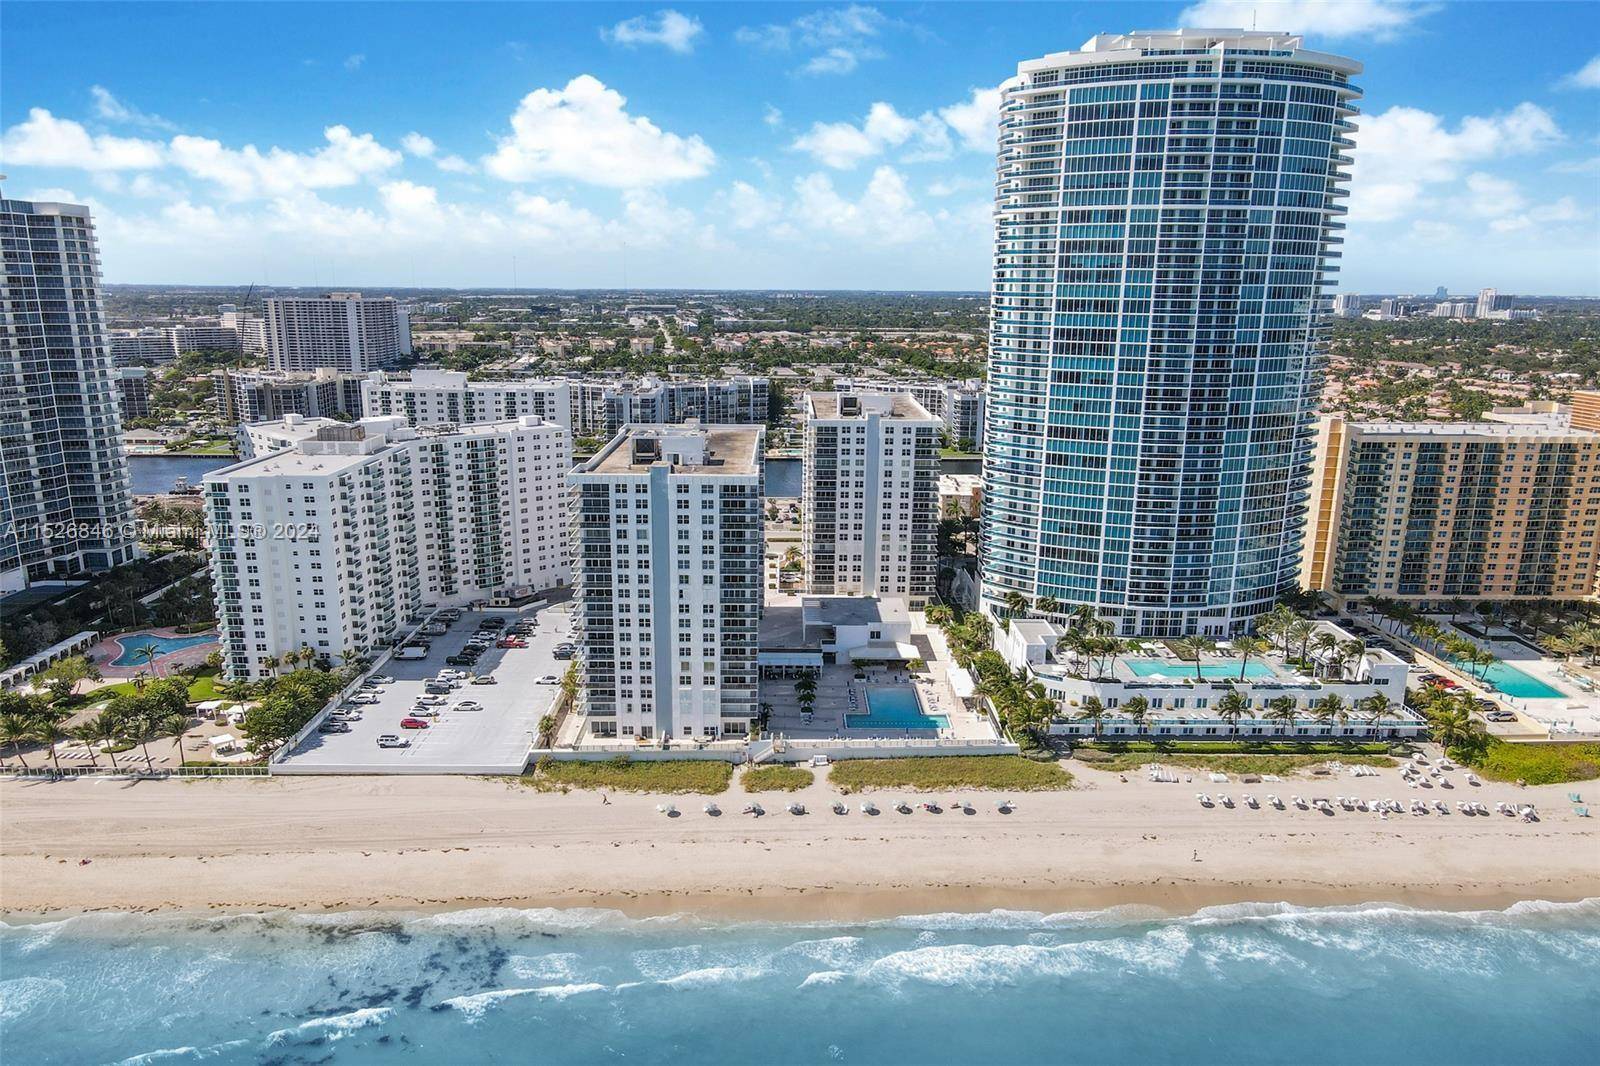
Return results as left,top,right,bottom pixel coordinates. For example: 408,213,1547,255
804,595,910,628
579,423,763,477
1348,419,1598,440
807,391,936,421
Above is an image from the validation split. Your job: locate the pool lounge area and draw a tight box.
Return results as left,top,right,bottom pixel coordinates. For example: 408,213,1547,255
88,628,221,678
1466,659,1568,701
846,686,950,731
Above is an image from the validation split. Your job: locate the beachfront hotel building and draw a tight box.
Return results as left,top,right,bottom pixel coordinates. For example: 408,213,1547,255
362,370,573,432
1302,408,1600,606
802,392,942,607
982,29,1360,637
568,424,765,740
205,415,571,679
995,616,1424,739
214,368,365,425
265,293,411,372
0,198,139,595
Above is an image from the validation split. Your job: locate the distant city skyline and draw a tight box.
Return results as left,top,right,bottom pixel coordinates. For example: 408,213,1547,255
2,2,1597,294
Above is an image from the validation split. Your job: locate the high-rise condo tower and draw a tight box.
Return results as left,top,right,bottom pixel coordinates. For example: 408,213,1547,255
982,29,1360,637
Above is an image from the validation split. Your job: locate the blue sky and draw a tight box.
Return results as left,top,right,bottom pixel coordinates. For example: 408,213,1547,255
2,1,1597,293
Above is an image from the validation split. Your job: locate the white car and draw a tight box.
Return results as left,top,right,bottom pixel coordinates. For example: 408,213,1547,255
376,734,410,748
535,675,560,685
347,692,379,705
367,675,395,685
437,669,465,680
415,693,447,706
454,701,483,712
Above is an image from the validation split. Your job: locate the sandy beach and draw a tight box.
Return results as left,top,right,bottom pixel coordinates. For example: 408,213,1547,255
2,761,1595,920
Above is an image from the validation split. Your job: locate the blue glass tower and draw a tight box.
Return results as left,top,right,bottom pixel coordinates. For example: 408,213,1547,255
981,29,1360,637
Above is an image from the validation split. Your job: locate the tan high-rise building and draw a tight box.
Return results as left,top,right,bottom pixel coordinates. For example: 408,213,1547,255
1304,403,1600,605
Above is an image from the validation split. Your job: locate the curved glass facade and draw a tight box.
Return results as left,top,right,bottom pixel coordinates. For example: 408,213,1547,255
982,30,1361,637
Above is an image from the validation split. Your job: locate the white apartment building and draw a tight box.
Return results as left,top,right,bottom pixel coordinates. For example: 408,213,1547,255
568,376,769,438
362,370,572,431
206,415,571,678
1476,288,1502,320
265,292,412,372
835,378,986,449
569,424,765,741
215,368,363,425
171,323,241,354
803,392,941,607
220,308,268,355
236,414,344,458
110,327,178,366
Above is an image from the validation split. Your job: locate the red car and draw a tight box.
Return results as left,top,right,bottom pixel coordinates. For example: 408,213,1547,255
497,638,528,648
400,717,431,729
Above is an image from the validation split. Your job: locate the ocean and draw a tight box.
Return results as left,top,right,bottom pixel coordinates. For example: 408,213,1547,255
2,901,1595,1065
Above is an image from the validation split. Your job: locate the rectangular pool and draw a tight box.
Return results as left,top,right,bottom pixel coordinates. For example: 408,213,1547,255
1125,659,1275,680
1470,660,1567,701
846,686,949,731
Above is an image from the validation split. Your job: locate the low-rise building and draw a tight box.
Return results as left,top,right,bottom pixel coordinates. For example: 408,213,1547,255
568,423,765,741
994,618,1424,740
361,370,571,431
205,414,571,679
939,473,982,518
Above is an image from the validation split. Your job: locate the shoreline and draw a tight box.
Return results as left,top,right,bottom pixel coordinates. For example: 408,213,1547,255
4,768,1596,922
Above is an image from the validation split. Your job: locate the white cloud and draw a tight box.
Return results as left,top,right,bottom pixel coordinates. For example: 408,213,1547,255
736,5,892,75
793,102,950,169
168,124,402,199
435,154,475,174
17,186,81,204
89,86,177,132
483,75,715,188
1561,55,1600,89
344,53,366,71
1349,102,1562,222
400,132,436,157
1,108,165,170
926,176,985,197
1551,155,1600,175
722,180,787,231
603,10,704,54
794,166,934,244
939,85,1004,153
1177,0,1429,41
763,105,784,129
510,192,602,239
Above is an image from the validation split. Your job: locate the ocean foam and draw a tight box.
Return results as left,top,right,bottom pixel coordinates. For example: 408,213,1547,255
264,1006,393,1046
440,983,608,1021
798,970,849,989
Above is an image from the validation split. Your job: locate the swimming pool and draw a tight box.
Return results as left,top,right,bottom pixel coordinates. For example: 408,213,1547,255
110,632,218,667
1125,659,1275,680
846,686,949,731
1465,660,1567,701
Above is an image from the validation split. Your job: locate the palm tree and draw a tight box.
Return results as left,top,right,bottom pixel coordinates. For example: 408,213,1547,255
1311,632,1340,677
30,713,68,774
1170,636,1217,681
1002,591,1029,619
126,715,160,770
1121,695,1150,737
0,712,37,770
86,715,123,771
1073,696,1107,740
1337,639,1367,680
1312,694,1346,733
537,714,557,747
160,713,190,768
69,724,103,769
1359,693,1394,738
1231,636,1270,681
1214,690,1248,741
1428,696,1485,753
1034,595,1060,617
134,643,162,679
1287,620,1317,664
1266,695,1299,737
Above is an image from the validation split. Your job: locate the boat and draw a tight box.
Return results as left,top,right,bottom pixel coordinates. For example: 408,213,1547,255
170,475,201,495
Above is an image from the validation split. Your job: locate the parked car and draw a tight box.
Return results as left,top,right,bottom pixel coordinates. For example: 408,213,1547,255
470,675,497,685
400,717,430,729
395,645,429,661
331,709,362,721
454,701,483,712
446,655,477,666
376,734,410,748
438,669,465,680
536,674,560,685
480,617,507,629
1486,710,1517,723
424,682,453,695
415,694,447,706
348,692,379,705
410,708,441,718
318,720,352,734
367,675,395,685
497,638,527,649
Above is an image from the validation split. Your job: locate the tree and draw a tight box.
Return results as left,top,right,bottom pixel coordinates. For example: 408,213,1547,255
1121,695,1150,737
86,714,123,771
134,643,162,679
1073,695,1107,739
537,714,557,747
1266,695,1299,737
1231,636,1270,681
1034,595,1060,617
0,712,37,769
1214,690,1248,740
1002,591,1029,619
1312,694,1347,732
39,655,97,703
1359,693,1394,737
1287,620,1317,664
161,713,190,768
1171,636,1218,681
68,723,103,768
1428,695,1486,755
1311,632,1340,677
30,711,69,774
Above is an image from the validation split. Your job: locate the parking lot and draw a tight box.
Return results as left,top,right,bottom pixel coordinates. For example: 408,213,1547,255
277,604,575,773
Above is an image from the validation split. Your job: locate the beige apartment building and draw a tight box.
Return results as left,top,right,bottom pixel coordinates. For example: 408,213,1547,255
1303,398,1600,605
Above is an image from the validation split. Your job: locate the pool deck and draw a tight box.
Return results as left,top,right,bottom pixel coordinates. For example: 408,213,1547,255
1419,617,1600,738
85,627,221,680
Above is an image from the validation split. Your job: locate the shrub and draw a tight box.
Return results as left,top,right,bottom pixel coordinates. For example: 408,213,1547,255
742,766,813,792
525,755,731,794
829,756,1072,792
1466,741,1600,786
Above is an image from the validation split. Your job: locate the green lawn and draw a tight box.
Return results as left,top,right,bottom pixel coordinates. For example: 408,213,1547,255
82,667,225,708
523,756,732,794
742,766,814,792
1465,741,1600,786
829,756,1072,792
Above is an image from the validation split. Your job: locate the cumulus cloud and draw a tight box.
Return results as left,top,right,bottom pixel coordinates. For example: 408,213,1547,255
939,85,1004,153
1560,55,1600,89
90,86,177,132
1,108,165,170
794,166,936,244
763,105,784,129
602,9,704,53
1177,0,1429,41
793,102,951,169
344,53,366,71
483,75,714,188
1349,102,1562,222
400,132,436,157
736,5,892,75
435,154,475,174
168,125,402,199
